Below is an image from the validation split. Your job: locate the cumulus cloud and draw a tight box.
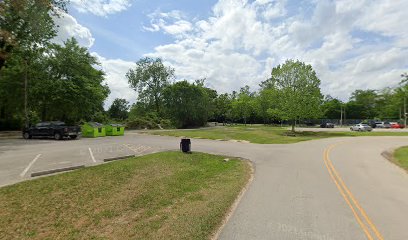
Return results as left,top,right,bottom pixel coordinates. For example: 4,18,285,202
92,53,136,108
70,0,132,17
143,0,408,100
53,11,95,48
143,10,193,38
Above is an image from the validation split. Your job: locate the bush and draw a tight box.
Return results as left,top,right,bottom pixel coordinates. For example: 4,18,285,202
159,119,175,129
126,117,157,129
126,116,174,129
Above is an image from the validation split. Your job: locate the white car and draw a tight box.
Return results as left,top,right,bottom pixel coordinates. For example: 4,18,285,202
350,124,373,132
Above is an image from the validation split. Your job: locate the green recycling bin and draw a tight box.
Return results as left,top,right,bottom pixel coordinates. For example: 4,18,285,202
105,124,125,136
81,122,106,138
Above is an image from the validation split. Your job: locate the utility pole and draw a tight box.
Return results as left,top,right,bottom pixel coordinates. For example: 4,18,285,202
340,105,343,126
405,95,407,128
24,58,28,128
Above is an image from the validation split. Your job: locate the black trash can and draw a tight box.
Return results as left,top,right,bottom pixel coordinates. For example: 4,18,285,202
180,138,191,153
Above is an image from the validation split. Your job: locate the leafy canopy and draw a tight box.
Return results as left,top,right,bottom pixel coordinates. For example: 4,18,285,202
126,57,175,114
262,59,323,130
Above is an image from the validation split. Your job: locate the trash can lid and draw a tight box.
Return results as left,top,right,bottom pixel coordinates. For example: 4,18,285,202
88,122,104,127
107,123,123,127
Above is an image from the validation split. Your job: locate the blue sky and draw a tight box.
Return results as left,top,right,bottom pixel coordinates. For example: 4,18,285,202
67,0,219,61
54,0,408,107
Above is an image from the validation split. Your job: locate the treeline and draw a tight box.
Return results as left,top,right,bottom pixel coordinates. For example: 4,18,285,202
118,58,408,130
122,59,324,130
0,0,109,130
1,1,407,131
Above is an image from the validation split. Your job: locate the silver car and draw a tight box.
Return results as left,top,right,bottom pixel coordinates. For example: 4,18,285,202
375,121,391,128
350,124,373,132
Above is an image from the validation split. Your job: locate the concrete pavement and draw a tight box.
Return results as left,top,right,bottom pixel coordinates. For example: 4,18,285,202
0,133,407,239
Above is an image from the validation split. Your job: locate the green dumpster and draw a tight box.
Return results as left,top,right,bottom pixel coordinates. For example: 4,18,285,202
81,122,106,138
105,124,125,136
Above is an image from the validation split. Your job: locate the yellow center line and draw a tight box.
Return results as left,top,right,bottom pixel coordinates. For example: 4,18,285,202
324,143,384,240
323,147,374,240
325,145,384,240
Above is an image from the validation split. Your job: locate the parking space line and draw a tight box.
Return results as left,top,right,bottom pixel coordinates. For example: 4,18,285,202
20,154,41,177
88,147,96,163
123,144,137,153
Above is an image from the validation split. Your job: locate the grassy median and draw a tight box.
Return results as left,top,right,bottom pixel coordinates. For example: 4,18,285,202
0,152,251,240
393,146,408,171
146,125,408,144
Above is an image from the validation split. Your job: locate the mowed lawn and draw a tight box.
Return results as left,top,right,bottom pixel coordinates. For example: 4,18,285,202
393,146,408,171
146,125,408,144
0,152,251,240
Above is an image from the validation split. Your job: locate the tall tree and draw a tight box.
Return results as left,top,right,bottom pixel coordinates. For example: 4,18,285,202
262,60,323,131
163,80,210,128
214,93,232,123
231,85,255,125
348,89,378,119
40,38,110,122
126,57,174,115
0,0,68,126
108,98,130,120
0,0,67,69
255,88,277,124
321,95,343,119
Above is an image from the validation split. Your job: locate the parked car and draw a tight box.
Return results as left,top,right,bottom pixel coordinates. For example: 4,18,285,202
375,121,391,128
390,122,405,129
23,121,81,140
320,122,335,128
350,124,373,132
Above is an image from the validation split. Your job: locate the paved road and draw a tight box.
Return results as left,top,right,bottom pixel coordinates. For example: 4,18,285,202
0,133,407,239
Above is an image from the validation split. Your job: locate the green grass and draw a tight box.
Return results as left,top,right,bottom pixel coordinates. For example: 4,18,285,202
145,125,408,144
393,146,408,171
0,152,251,240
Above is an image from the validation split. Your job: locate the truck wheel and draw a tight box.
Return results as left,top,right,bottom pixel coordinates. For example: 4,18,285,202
70,135,77,140
54,132,62,140
23,132,31,139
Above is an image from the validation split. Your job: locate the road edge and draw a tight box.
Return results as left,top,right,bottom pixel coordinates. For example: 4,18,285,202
211,158,255,240
381,148,408,174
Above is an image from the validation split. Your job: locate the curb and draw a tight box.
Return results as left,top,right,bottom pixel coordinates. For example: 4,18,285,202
211,158,255,240
31,165,85,177
103,155,136,162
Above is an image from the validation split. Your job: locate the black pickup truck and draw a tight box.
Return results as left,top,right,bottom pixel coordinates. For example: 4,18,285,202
23,121,81,140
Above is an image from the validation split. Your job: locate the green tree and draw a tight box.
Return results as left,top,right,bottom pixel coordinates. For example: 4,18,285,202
126,57,175,115
321,95,343,119
214,93,232,123
163,80,210,128
262,60,323,131
255,88,278,124
108,98,129,120
39,38,110,122
231,85,255,125
0,0,67,69
0,0,68,126
348,89,378,119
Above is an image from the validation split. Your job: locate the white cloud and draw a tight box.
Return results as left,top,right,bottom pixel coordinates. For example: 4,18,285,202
92,53,135,108
143,10,193,38
53,11,94,48
70,0,132,17
143,0,408,100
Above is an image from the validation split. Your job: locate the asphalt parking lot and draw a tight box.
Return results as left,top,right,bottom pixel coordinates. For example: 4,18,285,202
0,132,172,187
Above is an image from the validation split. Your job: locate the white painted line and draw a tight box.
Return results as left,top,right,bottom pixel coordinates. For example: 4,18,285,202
20,154,41,177
123,144,137,153
88,147,96,163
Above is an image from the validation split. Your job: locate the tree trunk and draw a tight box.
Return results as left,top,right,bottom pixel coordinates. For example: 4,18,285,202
24,59,28,127
291,121,295,132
